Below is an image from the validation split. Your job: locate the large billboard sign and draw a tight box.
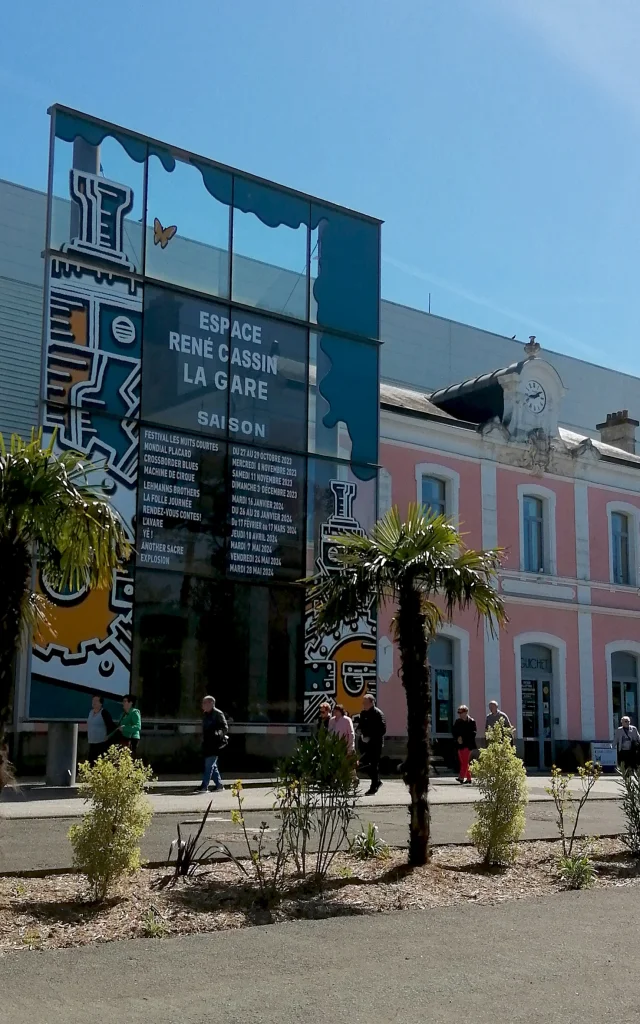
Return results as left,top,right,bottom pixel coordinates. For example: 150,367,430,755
31,106,381,723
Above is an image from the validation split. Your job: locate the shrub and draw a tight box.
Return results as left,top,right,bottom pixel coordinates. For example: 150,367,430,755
276,729,359,881
350,822,390,860
69,747,154,900
618,767,640,857
546,762,602,859
469,722,528,865
557,848,597,890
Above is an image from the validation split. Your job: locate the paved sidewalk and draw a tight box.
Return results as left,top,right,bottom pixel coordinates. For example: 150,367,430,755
3,889,639,1022
0,773,622,820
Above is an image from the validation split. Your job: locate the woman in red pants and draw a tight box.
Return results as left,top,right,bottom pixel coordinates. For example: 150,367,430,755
452,705,477,784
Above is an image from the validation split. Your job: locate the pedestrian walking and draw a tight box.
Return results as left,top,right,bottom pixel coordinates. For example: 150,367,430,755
485,700,512,733
616,715,640,773
328,703,355,754
452,704,477,783
118,694,141,756
316,701,332,734
86,695,115,765
199,695,229,793
357,693,386,795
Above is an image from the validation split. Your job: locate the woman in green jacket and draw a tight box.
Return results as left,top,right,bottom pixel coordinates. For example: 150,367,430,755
118,694,142,756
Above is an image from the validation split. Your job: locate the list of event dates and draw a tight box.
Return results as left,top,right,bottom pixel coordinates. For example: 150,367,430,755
229,445,299,577
137,429,300,579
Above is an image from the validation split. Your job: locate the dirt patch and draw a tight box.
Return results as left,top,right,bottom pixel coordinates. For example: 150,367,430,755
1,839,638,954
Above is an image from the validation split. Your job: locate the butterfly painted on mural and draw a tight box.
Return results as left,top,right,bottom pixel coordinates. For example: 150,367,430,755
153,218,177,249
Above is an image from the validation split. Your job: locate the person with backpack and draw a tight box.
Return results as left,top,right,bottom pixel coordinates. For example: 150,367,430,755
357,693,386,795
199,695,229,793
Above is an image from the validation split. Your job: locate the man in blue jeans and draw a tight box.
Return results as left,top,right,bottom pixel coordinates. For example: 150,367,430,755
198,695,229,794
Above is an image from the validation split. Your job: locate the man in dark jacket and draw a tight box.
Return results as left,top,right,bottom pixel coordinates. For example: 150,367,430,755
357,693,386,795
199,695,229,794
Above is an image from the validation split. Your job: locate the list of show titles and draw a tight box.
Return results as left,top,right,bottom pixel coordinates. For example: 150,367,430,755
137,428,301,579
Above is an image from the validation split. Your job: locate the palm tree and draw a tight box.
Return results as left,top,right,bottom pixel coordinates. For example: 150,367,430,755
306,502,506,866
0,431,131,780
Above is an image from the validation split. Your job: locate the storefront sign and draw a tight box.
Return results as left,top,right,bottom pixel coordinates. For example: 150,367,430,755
141,287,308,452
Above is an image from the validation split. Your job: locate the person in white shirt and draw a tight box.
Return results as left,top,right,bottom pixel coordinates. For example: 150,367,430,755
616,716,640,772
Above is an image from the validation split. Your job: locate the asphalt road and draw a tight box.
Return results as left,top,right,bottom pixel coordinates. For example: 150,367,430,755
0,799,625,873
3,888,638,1023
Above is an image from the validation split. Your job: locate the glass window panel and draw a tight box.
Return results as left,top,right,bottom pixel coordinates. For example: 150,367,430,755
141,285,228,437
227,309,308,453
132,570,232,720
612,652,638,679
232,177,309,320
310,204,380,339
306,458,377,575
136,428,227,578
523,496,544,572
429,636,453,668
232,585,303,722
308,332,378,469
433,669,453,734
145,155,230,298
50,134,144,273
612,512,630,585
422,476,446,517
132,573,303,723
228,447,306,583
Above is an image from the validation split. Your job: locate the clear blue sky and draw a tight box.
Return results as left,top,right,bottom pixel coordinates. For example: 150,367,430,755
2,0,639,373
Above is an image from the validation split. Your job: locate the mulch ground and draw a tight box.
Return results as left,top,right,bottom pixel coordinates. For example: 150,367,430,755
1,838,639,954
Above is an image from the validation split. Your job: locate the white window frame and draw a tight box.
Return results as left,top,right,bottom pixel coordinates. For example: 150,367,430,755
415,462,460,525
517,483,557,576
606,502,640,588
605,640,640,740
430,624,470,737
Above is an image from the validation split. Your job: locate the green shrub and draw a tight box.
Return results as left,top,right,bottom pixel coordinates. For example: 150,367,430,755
469,723,528,865
557,849,597,890
350,822,390,860
69,747,154,900
618,767,640,857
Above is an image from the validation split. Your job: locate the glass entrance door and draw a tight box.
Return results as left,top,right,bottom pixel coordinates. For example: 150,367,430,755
522,678,553,768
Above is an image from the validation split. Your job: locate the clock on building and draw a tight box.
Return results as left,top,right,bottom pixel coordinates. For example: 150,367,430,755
524,380,546,413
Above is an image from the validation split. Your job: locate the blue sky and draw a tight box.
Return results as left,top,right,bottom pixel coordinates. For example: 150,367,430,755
2,0,640,373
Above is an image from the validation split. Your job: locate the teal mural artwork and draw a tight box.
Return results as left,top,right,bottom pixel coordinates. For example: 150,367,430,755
318,333,378,478
311,204,380,340
54,108,175,171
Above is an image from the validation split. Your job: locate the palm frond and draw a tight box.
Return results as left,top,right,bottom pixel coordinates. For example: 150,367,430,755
304,502,505,636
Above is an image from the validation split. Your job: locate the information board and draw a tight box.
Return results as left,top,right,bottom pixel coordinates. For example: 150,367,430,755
141,286,308,451
136,428,305,582
137,426,226,577
229,445,305,581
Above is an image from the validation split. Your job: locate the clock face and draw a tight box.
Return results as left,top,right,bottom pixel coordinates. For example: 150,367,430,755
524,380,546,413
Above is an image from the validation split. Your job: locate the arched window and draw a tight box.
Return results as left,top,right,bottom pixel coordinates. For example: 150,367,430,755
522,496,544,573
612,651,638,728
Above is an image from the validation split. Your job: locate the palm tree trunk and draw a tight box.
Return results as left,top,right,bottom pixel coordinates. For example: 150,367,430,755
0,535,31,752
397,580,431,866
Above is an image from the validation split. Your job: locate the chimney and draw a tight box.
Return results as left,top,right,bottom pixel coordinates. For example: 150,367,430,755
596,410,639,454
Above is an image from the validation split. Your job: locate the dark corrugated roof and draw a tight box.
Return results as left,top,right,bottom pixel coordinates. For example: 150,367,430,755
429,361,525,423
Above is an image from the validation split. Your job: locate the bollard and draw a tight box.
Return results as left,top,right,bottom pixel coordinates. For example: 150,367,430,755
45,722,78,787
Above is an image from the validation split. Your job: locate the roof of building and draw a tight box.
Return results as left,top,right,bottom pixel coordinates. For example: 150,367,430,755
428,361,526,423
380,379,640,468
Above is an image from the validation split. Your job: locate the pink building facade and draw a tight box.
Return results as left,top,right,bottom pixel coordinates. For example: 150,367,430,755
377,343,640,769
